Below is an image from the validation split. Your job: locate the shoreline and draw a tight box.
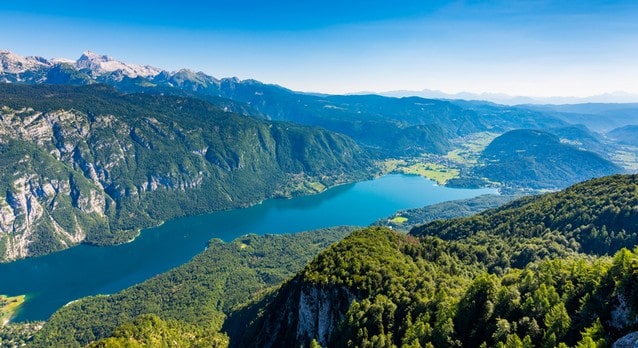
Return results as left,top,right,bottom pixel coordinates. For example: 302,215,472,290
0,173,375,264
1,294,26,326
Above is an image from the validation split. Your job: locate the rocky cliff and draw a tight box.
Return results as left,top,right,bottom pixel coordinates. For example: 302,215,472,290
0,84,373,261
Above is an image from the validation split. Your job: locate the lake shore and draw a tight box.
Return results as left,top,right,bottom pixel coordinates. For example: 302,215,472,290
1,294,25,326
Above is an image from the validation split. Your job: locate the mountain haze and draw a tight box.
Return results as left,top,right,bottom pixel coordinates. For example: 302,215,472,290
607,125,638,147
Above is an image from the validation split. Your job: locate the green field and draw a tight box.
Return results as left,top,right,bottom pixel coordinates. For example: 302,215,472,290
1,295,25,326
611,147,638,171
381,159,460,185
388,216,408,224
399,163,460,184
446,132,500,165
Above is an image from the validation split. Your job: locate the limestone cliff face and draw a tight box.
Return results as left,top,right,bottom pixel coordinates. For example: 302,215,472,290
0,84,373,261
0,131,110,261
613,332,638,348
240,278,354,348
296,285,354,346
610,294,638,332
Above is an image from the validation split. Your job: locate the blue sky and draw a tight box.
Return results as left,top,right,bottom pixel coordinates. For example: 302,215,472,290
2,1,638,97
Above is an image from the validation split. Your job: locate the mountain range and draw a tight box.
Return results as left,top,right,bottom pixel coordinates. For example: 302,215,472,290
2,50,626,157
1,50,637,347
475,129,621,189
0,50,635,261
376,88,638,105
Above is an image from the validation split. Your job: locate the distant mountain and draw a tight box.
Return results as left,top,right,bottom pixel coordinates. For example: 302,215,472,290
0,50,161,83
0,50,577,157
475,129,622,189
607,125,638,147
0,84,373,261
75,51,162,80
546,124,613,157
373,194,515,231
448,99,567,131
526,103,638,132
378,88,638,105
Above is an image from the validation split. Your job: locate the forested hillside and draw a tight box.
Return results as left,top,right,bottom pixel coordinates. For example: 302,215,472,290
0,84,373,260
237,227,638,348
25,175,638,347
373,194,515,231
30,227,355,347
412,174,638,262
240,175,638,347
475,129,621,189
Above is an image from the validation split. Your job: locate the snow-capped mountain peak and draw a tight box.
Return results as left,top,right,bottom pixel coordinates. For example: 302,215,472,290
75,50,162,79
0,50,51,74
50,57,76,65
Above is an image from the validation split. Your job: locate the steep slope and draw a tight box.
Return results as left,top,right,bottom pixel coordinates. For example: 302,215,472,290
411,174,638,262
243,175,638,347
31,227,354,347
608,125,638,147
0,140,110,259
0,84,373,261
24,175,638,348
475,129,621,189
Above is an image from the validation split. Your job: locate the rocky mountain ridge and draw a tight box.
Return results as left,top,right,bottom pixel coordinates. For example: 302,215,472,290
0,50,576,158
0,50,161,81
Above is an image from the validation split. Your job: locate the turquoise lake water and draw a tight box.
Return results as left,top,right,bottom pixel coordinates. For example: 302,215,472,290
0,174,497,322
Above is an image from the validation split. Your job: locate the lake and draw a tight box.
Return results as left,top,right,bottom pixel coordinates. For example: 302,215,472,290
0,174,497,322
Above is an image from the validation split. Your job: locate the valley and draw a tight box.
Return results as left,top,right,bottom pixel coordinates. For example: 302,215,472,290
0,174,496,323
0,50,637,348
23,175,638,348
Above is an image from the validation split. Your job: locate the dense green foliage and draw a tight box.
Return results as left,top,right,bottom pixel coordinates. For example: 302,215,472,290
2,61,586,158
475,129,621,189
373,194,515,231
248,228,637,347
243,175,638,347
19,175,638,347
0,84,372,259
85,314,228,348
0,322,43,348
31,227,354,347
546,125,613,158
412,175,638,264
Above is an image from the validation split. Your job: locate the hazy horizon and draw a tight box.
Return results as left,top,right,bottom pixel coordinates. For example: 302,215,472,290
2,1,638,99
